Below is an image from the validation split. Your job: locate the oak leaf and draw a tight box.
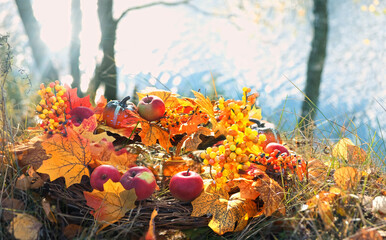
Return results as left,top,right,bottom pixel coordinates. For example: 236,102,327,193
38,128,93,187
139,121,172,151
84,179,137,226
334,167,360,191
8,213,42,240
64,85,92,114
191,180,257,235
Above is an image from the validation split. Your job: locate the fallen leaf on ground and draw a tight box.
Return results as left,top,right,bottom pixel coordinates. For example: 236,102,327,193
38,128,93,187
307,158,328,186
63,224,83,239
347,144,367,165
334,167,360,191
1,198,25,221
332,138,354,160
12,135,49,170
191,180,257,235
15,168,44,190
306,190,341,230
348,227,383,240
42,198,56,223
84,179,137,226
8,213,42,240
144,208,158,240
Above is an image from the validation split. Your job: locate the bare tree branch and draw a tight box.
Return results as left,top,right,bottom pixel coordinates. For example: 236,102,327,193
116,0,190,23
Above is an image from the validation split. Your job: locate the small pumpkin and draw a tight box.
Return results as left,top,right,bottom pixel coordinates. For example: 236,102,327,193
103,96,137,128
250,119,282,149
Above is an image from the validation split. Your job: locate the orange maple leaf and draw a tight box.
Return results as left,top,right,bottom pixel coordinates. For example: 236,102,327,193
235,173,285,216
95,148,138,174
139,121,172,151
38,128,93,187
64,85,92,114
84,179,137,226
191,180,258,235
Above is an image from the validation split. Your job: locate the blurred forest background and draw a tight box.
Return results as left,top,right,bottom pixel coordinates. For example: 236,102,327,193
0,0,385,160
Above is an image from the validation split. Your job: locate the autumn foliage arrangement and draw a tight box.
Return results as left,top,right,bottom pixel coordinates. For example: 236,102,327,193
2,81,385,239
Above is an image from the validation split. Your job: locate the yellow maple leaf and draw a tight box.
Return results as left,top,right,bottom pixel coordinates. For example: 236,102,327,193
137,90,180,108
191,180,257,235
38,128,93,187
192,90,217,128
84,179,137,226
139,121,172,151
334,166,361,191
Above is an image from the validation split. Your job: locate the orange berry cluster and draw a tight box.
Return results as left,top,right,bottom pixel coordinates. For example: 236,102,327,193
36,81,69,135
159,105,209,131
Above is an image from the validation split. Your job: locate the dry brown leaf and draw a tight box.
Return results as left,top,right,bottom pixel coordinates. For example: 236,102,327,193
191,180,257,235
63,224,83,239
348,227,383,240
347,144,367,165
15,168,44,190
334,167,361,191
1,198,25,221
183,127,212,152
42,198,56,223
12,135,49,170
253,174,286,216
307,158,328,186
8,213,42,240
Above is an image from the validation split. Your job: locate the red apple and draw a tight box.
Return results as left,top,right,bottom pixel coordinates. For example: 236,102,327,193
90,165,121,191
137,95,165,121
169,170,203,202
264,142,289,157
120,166,156,200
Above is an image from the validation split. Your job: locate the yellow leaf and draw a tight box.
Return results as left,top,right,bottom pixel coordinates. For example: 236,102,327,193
84,179,137,226
332,138,355,160
8,213,42,240
249,106,262,120
192,90,217,128
334,167,360,191
191,180,257,235
38,128,93,187
137,90,180,108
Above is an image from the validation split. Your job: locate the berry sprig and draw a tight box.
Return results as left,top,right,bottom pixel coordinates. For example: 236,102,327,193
36,81,69,135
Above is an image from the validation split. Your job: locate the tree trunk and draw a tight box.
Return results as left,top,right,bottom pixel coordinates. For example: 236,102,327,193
70,0,82,96
14,0,59,82
92,0,117,101
300,0,328,131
